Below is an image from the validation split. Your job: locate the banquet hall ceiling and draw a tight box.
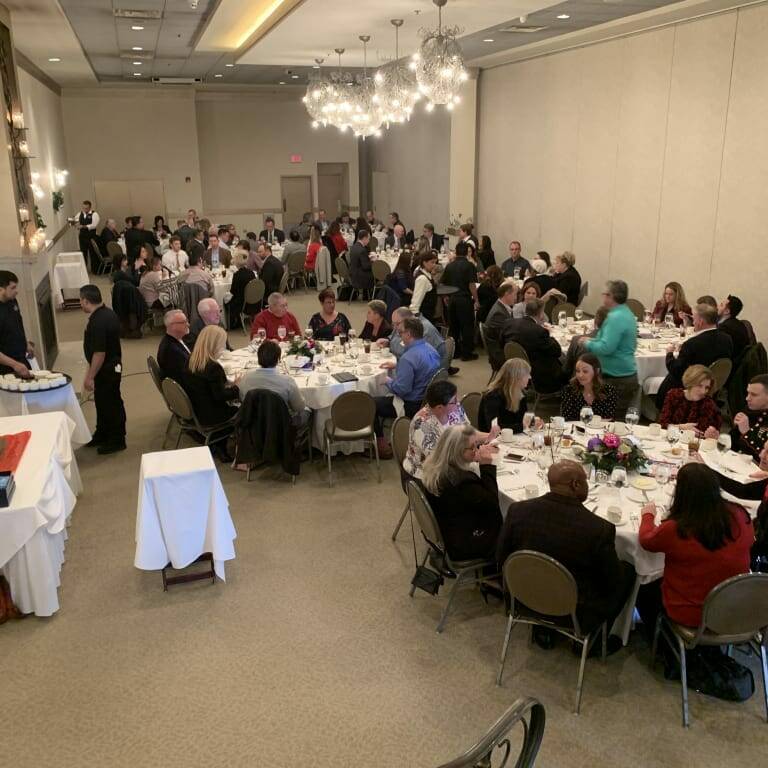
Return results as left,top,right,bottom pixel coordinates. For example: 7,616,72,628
10,0,695,87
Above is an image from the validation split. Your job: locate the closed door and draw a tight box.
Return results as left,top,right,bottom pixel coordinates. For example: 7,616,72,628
94,180,166,229
317,162,349,216
281,175,313,232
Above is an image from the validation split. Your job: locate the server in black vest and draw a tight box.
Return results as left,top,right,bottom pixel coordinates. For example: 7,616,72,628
0,271,34,376
410,250,438,322
76,200,100,272
441,241,479,361
80,284,126,454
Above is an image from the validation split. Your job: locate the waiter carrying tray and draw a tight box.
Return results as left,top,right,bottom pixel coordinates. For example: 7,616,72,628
0,270,35,376
74,199,100,272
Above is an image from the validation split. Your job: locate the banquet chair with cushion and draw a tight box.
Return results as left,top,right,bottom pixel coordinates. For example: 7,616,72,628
147,356,176,448
286,251,308,292
480,322,503,382
625,298,646,322
550,302,577,322
161,377,235,450
577,280,589,307
741,319,757,346
370,235,379,251
90,238,109,275
504,341,530,364
497,550,607,714
278,266,289,295
441,337,455,370
708,358,732,397
390,416,413,541
241,278,266,333
372,260,391,287
651,572,768,727
335,257,361,302
407,481,499,634
424,369,449,403
106,240,123,266
460,392,482,430
324,391,380,487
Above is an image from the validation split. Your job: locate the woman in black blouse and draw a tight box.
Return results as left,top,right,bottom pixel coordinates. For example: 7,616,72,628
308,288,352,341
385,252,414,306
477,235,496,270
476,265,505,322
479,358,538,432
560,353,617,422
360,300,392,341
550,251,582,306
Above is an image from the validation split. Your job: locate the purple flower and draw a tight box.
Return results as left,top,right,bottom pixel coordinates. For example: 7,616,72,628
587,437,603,452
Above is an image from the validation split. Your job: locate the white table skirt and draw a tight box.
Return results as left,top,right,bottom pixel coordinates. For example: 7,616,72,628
0,412,80,616
52,259,89,307
135,447,237,580
0,384,91,447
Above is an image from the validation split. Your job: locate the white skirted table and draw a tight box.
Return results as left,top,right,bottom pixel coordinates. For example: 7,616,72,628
0,412,81,616
51,252,89,308
134,447,237,581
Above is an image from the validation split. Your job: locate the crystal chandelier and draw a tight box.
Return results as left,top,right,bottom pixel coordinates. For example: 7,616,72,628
374,19,420,127
349,36,382,139
411,0,468,110
303,58,332,128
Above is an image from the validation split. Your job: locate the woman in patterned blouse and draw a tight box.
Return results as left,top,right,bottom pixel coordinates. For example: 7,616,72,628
659,364,722,438
308,288,351,341
560,353,618,422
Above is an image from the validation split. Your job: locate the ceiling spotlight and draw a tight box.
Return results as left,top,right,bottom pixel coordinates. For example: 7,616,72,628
519,15,527,24
133,61,142,66
132,46,143,51
279,80,286,85
214,74,223,78
133,72,141,77
225,63,235,68
557,14,571,19
291,74,300,79
131,25,144,31
48,57,61,62
482,38,494,43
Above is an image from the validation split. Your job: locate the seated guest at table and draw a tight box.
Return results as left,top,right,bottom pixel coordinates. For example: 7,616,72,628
501,240,531,278
561,353,618,422
308,289,351,341
484,283,518,371
238,340,309,426
458,222,478,250
526,258,554,296
162,235,189,272
476,266,505,323
203,232,232,270
138,256,165,309
651,281,691,327
731,374,768,458
697,294,717,308
125,215,159,265
187,228,206,264
382,307,446,365
153,215,171,238
497,459,636,653
655,302,733,409
250,292,301,340
420,424,502,561
717,294,750,363
229,243,259,329
327,220,347,258
257,243,284,297
178,251,214,296
350,229,375,293
282,229,307,264
562,306,608,377
549,251,582,306
422,223,444,253
637,463,753,632
375,318,441,458
385,252,414,305
173,211,196,248
413,235,432,266
187,298,229,349
385,223,407,251
477,235,495,270
479,358,538,433
182,326,240,460
157,310,191,380
99,218,119,260
584,280,638,420
360,300,392,342
111,253,139,287
659,364,721,437
512,280,541,319
259,216,285,246
0,270,34,376
410,250,439,321
303,225,322,272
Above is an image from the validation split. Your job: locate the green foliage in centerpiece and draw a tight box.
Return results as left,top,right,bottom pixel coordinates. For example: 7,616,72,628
582,432,647,473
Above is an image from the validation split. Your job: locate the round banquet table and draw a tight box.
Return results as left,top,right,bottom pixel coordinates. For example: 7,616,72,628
219,345,394,454
493,422,762,642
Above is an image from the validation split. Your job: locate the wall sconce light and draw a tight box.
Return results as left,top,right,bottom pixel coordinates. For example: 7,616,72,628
18,205,30,222
18,140,30,157
54,168,68,187
11,111,24,129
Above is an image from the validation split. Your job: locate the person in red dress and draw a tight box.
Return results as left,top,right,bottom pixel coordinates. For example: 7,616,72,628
658,364,722,438
250,292,301,340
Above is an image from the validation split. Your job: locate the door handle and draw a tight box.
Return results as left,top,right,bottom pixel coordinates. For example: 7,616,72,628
283,198,287,212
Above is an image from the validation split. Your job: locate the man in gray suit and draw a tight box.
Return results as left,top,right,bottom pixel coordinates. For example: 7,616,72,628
483,283,517,371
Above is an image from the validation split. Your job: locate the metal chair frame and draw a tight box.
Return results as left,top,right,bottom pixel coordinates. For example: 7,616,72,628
241,277,266,333
460,392,482,430
161,377,235,450
390,416,413,541
286,250,308,291
147,356,177,448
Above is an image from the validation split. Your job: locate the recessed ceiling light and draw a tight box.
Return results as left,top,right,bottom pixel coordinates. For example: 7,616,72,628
556,14,571,19
131,25,144,31
312,65,320,69
279,81,286,85
48,57,61,62
133,72,141,77
132,61,142,66
132,46,143,51
291,74,299,79
214,74,223,78
225,63,235,68
482,38,495,43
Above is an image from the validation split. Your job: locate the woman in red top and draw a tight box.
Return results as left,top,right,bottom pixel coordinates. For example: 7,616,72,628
327,220,348,259
651,281,692,326
304,225,322,271
638,463,754,629
658,364,722,438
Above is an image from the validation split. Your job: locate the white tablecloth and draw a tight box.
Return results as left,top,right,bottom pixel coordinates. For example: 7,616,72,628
0,412,81,616
135,447,237,580
0,384,91,447
51,252,89,307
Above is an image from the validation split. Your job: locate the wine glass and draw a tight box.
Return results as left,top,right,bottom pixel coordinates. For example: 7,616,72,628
667,424,680,447
339,332,348,348
558,311,567,329
626,406,640,434
257,328,267,344
664,312,674,331
575,308,584,322
717,433,731,461
523,410,536,433
348,328,357,343
655,463,671,487
277,325,287,342
611,466,627,489
304,327,313,341
531,431,545,453
580,406,594,429
643,309,652,325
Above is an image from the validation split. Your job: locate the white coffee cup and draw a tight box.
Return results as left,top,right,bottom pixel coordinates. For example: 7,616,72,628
648,423,662,437
700,438,716,452
607,506,623,524
591,415,603,428
316,373,329,385
500,428,515,443
613,422,629,436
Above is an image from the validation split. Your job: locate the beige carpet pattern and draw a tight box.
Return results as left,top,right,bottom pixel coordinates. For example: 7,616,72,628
2,282,766,768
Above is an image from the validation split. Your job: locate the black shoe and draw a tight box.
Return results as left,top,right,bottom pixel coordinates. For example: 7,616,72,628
97,443,126,455
460,353,479,362
84,437,104,448
533,627,557,650
447,366,460,375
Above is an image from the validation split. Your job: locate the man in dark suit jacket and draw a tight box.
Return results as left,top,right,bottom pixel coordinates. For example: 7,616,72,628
259,216,285,245
99,218,119,262
497,460,635,648
157,309,192,381
186,229,206,265
718,294,750,363
258,244,284,297
384,224,407,251
483,284,517,371
656,302,734,407
203,233,232,269
349,230,374,290
503,298,564,393
124,215,159,263
423,223,444,252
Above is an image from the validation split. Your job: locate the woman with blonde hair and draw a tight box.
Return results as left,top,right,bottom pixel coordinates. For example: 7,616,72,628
652,281,692,326
420,424,502,561
478,358,541,432
549,250,582,306
658,364,722,438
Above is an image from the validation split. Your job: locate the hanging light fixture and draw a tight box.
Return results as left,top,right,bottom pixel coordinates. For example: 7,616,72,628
411,0,468,110
320,48,352,130
349,35,382,139
374,19,420,127
302,58,332,128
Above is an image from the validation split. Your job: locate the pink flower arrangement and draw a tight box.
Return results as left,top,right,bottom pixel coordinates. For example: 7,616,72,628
603,432,621,449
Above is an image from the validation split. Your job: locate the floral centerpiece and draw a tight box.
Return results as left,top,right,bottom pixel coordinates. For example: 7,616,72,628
286,336,316,361
582,432,647,473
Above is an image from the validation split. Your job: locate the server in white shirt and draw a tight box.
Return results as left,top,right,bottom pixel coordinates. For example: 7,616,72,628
76,200,100,273
410,251,439,322
162,235,189,272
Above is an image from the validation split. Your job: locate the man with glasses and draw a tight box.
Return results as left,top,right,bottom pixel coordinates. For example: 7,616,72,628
157,309,192,381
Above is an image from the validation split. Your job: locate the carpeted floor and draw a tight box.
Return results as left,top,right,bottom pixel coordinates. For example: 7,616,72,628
2,282,765,768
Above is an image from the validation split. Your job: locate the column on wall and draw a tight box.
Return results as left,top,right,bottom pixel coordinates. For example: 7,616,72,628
448,71,478,227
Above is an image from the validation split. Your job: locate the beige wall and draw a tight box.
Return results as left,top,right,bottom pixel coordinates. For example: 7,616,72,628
369,107,451,234
477,3,768,340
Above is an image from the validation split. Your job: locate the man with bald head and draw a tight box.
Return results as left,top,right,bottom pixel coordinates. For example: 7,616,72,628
496,460,635,653
157,310,191,381
187,298,230,349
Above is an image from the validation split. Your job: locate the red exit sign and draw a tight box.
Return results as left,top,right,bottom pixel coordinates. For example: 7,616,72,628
290,154,302,163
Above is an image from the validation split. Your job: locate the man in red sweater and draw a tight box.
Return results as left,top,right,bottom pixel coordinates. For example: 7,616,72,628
250,292,301,340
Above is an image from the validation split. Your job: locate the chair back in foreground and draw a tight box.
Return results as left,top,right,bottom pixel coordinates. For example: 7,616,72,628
550,302,576,321
90,238,107,274
577,280,589,307
372,260,391,286
335,256,351,285
324,391,380,486
504,341,530,364
625,298,645,322
390,415,414,541
147,355,165,394
434,698,546,768
161,377,234,449
460,392,482,429
243,277,266,307
407,480,445,555
106,240,123,264
161,377,195,422
708,358,732,396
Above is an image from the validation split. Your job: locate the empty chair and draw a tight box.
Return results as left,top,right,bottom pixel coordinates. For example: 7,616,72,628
504,341,530,363
550,302,577,322
390,416,413,541
241,278,266,333
651,572,768,728
408,481,499,633
161,377,235,450
286,250,307,291
460,392,482,430
708,358,732,396
90,238,108,274
324,391,380,487
497,550,607,714
625,298,645,322
147,355,176,448
371,260,391,286
577,280,589,307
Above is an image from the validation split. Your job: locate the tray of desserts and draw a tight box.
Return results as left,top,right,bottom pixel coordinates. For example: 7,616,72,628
0,370,71,392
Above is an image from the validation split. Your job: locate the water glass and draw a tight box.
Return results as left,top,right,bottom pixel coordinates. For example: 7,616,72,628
610,467,627,488
304,327,313,341
523,410,536,432
665,313,674,330
643,309,652,325
626,406,640,433
595,469,610,486
257,328,267,344
558,311,567,329
666,425,680,445
277,325,287,341
575,308,584,322
348,328,357,342
717,433,731,455
513,268,521,280
580,406,594,428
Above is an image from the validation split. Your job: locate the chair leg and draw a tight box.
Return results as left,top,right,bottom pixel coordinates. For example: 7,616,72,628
679,637,690,728
391,500,409,541
601,622,608,663
650,613,662,670
409,549,429,598
436,570,465,634
760,639,768,723
574,636,590,715
326,436,333,487
496,615,515,686
371,437,381,483
175,428,183,449
162,415,175,450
